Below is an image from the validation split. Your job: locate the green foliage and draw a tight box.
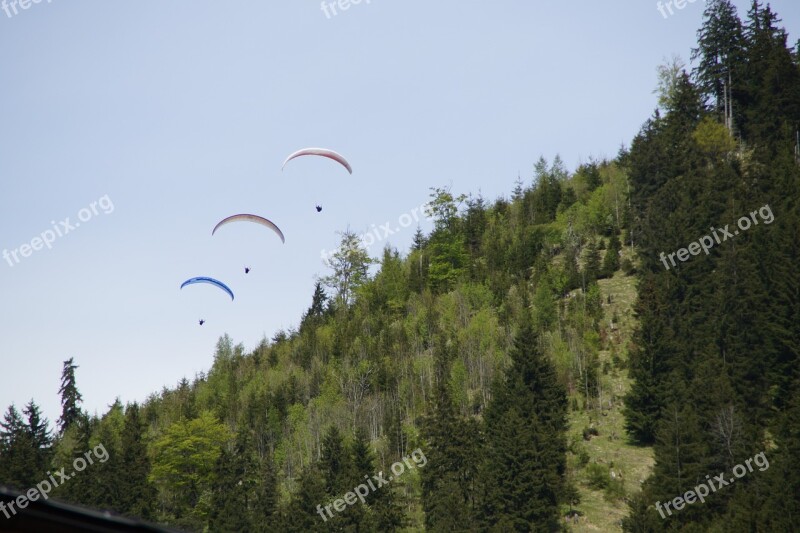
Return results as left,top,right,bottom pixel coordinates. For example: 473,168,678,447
621,258,635,276
119,403,156,519
321,425,350,496
209,431,254,532
693,115,737,157
604,477,626,502
0,404,37,488
654,55,686,112
427,234,469,293
149,411,231,527
321,229,375,308
585,462,610,490
421,341,484,531
426,186,467,232
602,233,621,277
583,241,602,283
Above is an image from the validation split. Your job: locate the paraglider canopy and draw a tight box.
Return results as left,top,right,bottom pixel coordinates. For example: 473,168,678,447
212,214,285,244
282,147,353,174
180,277,235,301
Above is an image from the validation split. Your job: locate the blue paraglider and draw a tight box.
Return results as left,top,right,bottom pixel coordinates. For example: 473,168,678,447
180,277,235,301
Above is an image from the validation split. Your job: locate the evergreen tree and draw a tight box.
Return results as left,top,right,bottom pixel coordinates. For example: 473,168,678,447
482,321,568,530
527,157,563,224
22,400,52,482
119,403,156,519
559,185,578,212
321,425,350,497
411,226,427,251
285,465,328,532
90,401,126,512
209,433,252,533
601,233,621,277
301,281,329,334
691,0,744,123
60,413,96,506
583,241,602,285
58,357,83,434
0,404,36,488
421,339,483,531
252,453,279,532
464,194,488,264
582,162,602,192
512,174,525,200
623,281,674,445
351,426,404,531
739,1,800,146
320,424,366,531
750,377,800,530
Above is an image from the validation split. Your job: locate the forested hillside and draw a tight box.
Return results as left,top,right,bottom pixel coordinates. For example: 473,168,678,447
2,154,638,531
622,1,800,530
1,1,798,531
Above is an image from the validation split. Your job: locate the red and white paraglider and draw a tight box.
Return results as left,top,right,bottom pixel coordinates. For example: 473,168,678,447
282,147,352,213
281,147,352,175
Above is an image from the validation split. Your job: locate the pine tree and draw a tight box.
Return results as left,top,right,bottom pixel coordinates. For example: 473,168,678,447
0,404,36,488
351,426,404,531
421,339,483,531
209,437,252,532
119,403,156,519
58,357,83,434
252,453,279,532
91,401,126,512
482,321,568,530
59,413,96,506
411,226,427,251
285,465,328,532
601,233,621,277
623,276,674,445
321,425,350,497
301,281,329,334
739,1,800,144
691,0,744,125
751,377,800,530
583,241,602,285
582,162,602,192
22,400,52,482
512,175,524,200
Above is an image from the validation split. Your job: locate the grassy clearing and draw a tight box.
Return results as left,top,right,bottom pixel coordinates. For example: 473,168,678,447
563,262,654,532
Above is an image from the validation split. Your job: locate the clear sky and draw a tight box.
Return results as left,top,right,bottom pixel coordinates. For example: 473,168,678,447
1,1,797,425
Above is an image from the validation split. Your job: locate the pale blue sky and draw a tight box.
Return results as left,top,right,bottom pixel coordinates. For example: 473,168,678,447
1,1,797,425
